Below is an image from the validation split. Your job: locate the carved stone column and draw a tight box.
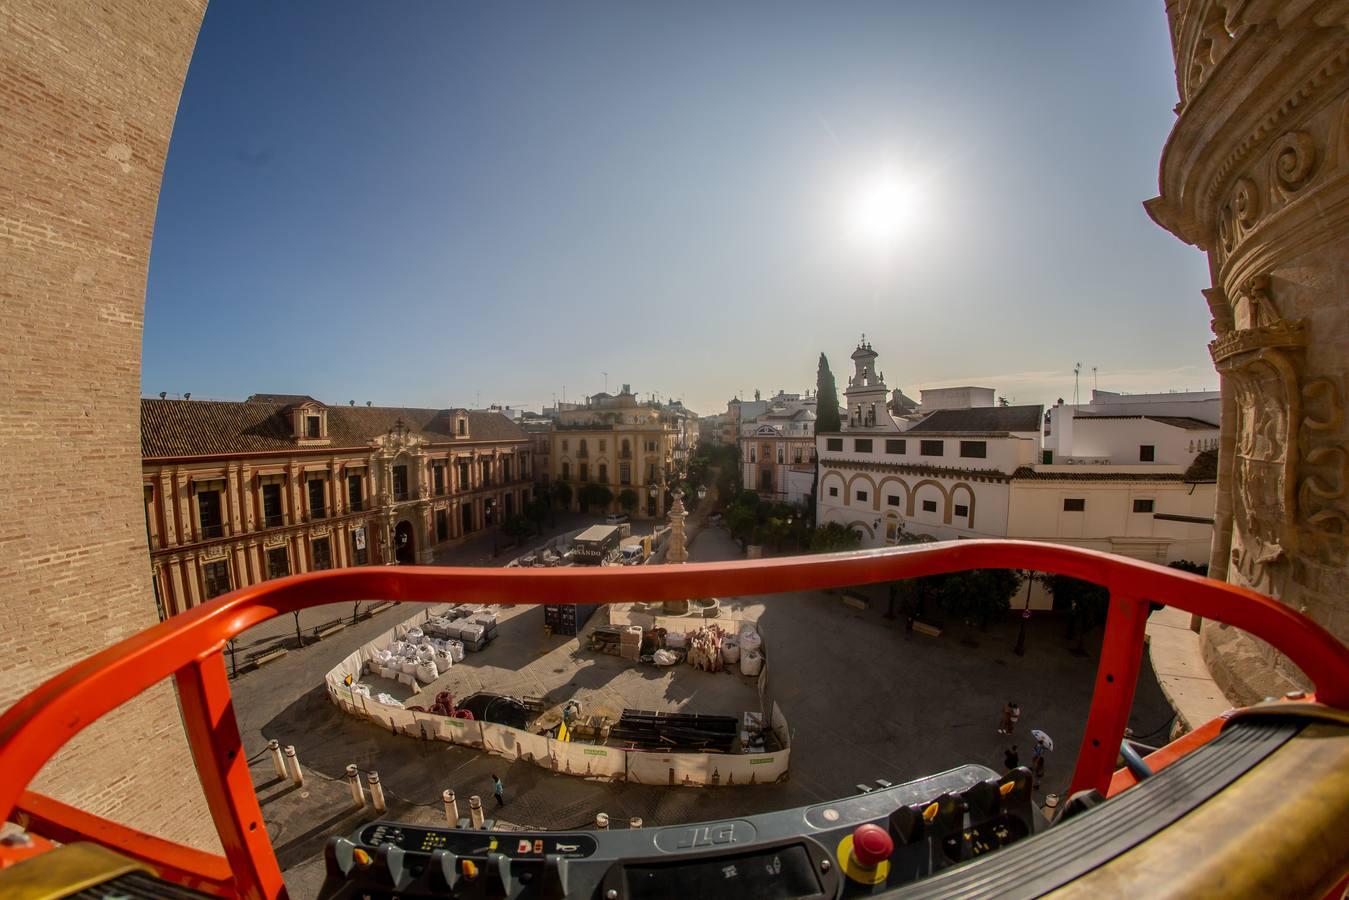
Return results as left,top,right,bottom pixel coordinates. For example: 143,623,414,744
1146,2,1349,703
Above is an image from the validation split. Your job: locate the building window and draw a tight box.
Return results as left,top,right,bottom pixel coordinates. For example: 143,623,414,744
887,495,899,507
959,441,987,459
202,560,231,599
1042,450,1054,464
920,440,944,457
1133,499,1155,513
503,458,512,481
620,462,632,485
393,465,409,501
599,440,606,452
793,447,803,463
598,463,608,483
828,486,838,497
562,439,569,452
262,483,283,527
307,478,326,519
436,509,449,541
347,474,364,511
578,439,589,458
1063,498,1086,512
457,418,467,436
562,462,571,481
1140,444,1156,462
954,503,969,518
480,460,492,486
826,438,843,451
621,440,631,459
646,440,656,452
351,530,368,565
854,439,873,453
777,447,784,464
922,499,937,513
266,547,290,580
457,461,469,490
311,537,332,571
749,446,756,463
886,439,905,454
433,465,445,495
857,490,868,502
580,462,589,482
198,489,224,539
305,415,321,439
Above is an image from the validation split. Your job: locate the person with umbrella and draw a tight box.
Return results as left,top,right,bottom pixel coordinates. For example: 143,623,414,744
1031,730,1053,782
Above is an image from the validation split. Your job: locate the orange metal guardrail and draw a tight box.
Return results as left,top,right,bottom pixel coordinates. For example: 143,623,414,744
2,540,1347,898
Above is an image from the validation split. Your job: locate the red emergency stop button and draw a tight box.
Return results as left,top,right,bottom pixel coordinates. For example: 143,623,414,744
850,824,894,868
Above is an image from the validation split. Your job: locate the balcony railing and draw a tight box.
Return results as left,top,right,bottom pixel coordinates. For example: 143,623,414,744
262,513,285,528
1,541,1345,899
308,507,326,521
348,498,364,512
198,523,225,540
394,491,409,502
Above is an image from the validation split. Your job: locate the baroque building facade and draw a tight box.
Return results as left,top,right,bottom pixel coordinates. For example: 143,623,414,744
548,385,682,518
142,396,531,616
1145,0,1349,701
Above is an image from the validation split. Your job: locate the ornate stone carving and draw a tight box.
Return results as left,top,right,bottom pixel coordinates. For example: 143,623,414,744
264,533,287,548
200,544,226,561
1271,131,1317,194
1232,176,1260,227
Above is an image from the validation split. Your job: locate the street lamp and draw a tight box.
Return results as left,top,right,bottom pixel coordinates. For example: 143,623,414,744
1013,571,1034,657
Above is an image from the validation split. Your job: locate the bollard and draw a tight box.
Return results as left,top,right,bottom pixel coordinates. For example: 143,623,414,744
284,745,303,787
469,795,485,829
629,817,643,829
268,740,286,779
595,813,609,830
346,765,365,809
443,790,458,827
368,771,386,813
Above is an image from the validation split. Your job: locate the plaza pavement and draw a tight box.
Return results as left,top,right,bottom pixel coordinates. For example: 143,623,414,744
231,519,1175,897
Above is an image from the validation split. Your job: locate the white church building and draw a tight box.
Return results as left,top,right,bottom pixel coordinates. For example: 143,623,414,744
815,340,1218,597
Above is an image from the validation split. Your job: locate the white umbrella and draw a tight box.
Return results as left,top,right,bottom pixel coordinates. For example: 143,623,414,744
1031,729,1054,751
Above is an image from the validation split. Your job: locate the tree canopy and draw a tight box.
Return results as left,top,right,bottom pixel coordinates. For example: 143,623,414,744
577,482,613,512
809,521,862,553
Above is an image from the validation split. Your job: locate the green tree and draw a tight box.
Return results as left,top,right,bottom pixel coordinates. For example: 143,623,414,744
936,569,1022,636
502,514,533,543
618,488,638,513
526,496,550,531
808,521,862,553
578,482,613,512
1043,574,1110,654
551,481,573,509
725,505,757,544
815,353,841,433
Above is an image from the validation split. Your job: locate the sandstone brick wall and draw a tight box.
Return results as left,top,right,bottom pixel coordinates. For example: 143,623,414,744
0,0,218,851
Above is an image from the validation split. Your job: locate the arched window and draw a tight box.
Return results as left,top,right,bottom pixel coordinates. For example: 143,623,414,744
562,462,571,481
598,463,608,483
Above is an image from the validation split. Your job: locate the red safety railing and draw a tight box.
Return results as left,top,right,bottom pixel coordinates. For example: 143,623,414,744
1,540,1347,899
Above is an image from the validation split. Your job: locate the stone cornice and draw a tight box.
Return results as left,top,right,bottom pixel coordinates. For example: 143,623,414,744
820,457,1011,484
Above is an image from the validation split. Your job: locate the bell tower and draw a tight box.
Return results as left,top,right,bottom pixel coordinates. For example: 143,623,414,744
843,335,899,431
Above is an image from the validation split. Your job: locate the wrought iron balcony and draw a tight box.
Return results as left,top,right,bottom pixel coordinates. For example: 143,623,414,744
0,541,1345,898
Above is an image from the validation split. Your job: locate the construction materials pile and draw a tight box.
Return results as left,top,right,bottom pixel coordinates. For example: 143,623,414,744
588,625,627,656
619,625,642,661
367,633,459,687
686,624,729,672
610,709,739,752
424,605,498,652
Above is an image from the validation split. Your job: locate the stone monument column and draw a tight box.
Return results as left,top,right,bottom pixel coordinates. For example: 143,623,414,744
1146,1,1349,703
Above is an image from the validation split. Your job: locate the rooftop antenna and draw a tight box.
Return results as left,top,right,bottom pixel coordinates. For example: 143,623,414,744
475,390,481,408
602,371,608,393
158,391,166,399
1092,366,1098,392
1073,363,1082,406
183,392,191,400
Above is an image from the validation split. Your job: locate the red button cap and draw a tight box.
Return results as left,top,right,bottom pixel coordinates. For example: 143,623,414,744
851,824,894,868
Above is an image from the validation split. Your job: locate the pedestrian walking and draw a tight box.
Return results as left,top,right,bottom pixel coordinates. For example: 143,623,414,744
492,774,504,808
997,701,1016,734
1003,746,1019,771
1033,752,1045,781
1009,702,1021,734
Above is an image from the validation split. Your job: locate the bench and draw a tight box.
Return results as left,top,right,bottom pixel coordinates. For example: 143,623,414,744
841,591,869,610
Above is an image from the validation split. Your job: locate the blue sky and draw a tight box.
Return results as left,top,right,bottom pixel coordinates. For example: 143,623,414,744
144,1,1213,415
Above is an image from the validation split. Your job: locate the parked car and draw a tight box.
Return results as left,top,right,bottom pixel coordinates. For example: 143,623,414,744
605,513,630,525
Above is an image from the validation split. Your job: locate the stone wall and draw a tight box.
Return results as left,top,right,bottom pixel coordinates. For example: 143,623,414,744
1146,1,1349,697
0,1,217,850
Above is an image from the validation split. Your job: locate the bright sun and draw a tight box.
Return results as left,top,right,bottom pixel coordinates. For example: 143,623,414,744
847,169,924,248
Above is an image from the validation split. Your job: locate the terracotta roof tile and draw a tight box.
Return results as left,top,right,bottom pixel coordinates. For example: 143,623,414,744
142,399,525,458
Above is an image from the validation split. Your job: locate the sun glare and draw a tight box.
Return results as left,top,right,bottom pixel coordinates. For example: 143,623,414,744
847,169,925,249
